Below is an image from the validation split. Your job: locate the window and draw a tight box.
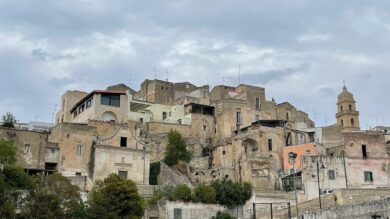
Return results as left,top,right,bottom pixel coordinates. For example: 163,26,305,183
50,149,56,155
101,94,120,107
202,90,207,98
268,139,273,151
177,119,182,124
118,171,128,179
362,145,367,158
286,112,289,120
255,97,260,110
174,208,182,219
222,150,225,155
78,104,85,113
77,144,83,156
75,172,82,176
203,125,207,131
161,86,164,90
255,115,259,121
236,112,241,124
121,157,125,164
341,119,344,126
349,104,352,111
364,171,373,182
120,137,127,147
169,111,172,117
73,111,78,118
24,144,30,154
351,118,354,126
86,98,92,108
139,118,143,123
162,112,167,120
306,149,311,156
328,170,335,180
340,106,343,111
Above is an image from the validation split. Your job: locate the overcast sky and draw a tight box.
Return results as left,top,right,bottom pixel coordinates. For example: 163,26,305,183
0,0,389,129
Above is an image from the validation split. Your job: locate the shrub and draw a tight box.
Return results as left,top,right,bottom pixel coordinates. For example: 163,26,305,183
192,184,216,204
211,211,234,219
212,180,252,207
172,184,192,202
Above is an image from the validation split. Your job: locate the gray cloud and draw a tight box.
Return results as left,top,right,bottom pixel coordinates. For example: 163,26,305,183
0,0,389,128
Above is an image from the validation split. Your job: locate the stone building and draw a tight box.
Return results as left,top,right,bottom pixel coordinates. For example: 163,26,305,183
0,127,59,175
49,120,150,190
52,79,315,193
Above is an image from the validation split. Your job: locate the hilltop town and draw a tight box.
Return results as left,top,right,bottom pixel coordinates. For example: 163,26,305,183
1,79,389,218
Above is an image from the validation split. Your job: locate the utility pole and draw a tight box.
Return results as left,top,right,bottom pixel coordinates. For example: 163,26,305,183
317,157,323,209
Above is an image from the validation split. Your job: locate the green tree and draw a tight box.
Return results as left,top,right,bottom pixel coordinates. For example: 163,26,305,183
212,180,252,207
87,174,145,219
0,140,16,165
164,131,191,166
21,173,85,219
192,184,216,204
21,189,64,219
172,184,192,202
2,112,16,128
211,211,234,219
0,140,33,218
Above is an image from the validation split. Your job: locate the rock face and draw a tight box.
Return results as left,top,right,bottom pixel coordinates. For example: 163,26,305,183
158,162,193,187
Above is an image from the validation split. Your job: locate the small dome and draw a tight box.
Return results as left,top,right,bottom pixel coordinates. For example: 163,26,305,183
338,85,354,101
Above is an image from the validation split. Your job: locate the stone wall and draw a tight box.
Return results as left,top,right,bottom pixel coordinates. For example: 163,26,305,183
164,201,226,219
302,197,390,219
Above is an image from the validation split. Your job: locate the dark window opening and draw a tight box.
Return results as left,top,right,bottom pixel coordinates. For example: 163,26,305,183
255,97,260,110
362,145,367,158
203,125,207,131
351,118,354,126
328,170,335,180
364,171,373,182
162,112,167,120
349,104,352,111
268,139,273,151
101,94,120,107
236,112,241,125
139,118,143,123
75,172,81,176
286,112,289,120
222,150,225,155
86,98,92,108
341,119,344,126
118,171,128,179
120,137,127,147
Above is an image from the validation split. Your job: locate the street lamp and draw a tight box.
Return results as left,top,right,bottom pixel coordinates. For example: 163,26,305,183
288,152,299,218
316,156,326,209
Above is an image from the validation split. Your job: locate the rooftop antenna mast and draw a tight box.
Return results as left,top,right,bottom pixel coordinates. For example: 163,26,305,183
165,68,168,82
153,67,157,80
238,64,241,85
222,77,225,86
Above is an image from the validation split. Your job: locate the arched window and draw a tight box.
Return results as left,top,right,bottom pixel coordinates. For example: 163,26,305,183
340,106,343,111
349,104,352,111
341,119,344,126
286,112,289,120
351,118,354,126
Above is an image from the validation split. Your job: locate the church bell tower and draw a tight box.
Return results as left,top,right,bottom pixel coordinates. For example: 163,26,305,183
336,85,360,132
